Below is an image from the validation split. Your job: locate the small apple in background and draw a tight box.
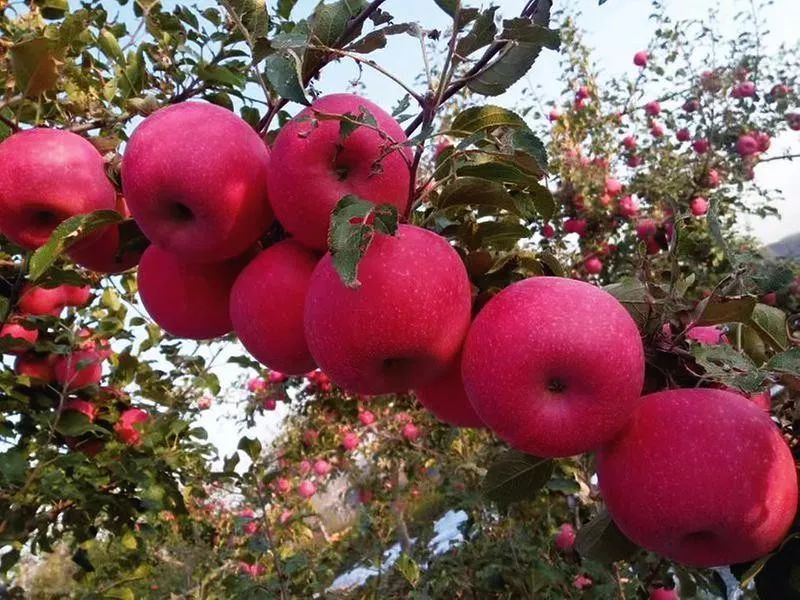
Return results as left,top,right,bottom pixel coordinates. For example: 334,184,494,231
275,478,291,495
358,410,376,426
636,219,657,240
230,240,319,375
622,135,637,150
268,371,288,384
137,244,248,340
267,93,412,251
575,85,590,100
733,81,756,98
690,197,709,216
248,377,266,393
63,399,98,421
754,131,771,152
584,257,603,275
563,218,587,236
462,277,645,458
401,422,420,441
633,50,649,67
302,429,319,446
548,109,561,122
676,128,691,142
115,408,149,445
262,397,277,411
197,396,212,410
686,325,727,345
650,587,679,600
298,460,312,476
0,128,116,250
735,134,760,156
573,575,592,590
605,178,622,195
650,123,665,138
413,354,485,428
618,195,639,218
761,292,777,306
297,480,316,499
0,318,38,353
683,98,700,112
597,388,797,567
644,100,661,116
313,459,331,477
18,283,91,317
692,138,710,154
341,431,359,451
554,523,576,552
706,169,721,187
627,155,643,167
122,102,272,262
304,224,472,395
541,223,555,238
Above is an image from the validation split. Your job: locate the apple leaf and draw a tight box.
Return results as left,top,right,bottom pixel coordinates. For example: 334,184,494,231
498,19,561,50
455,8,498,60
32,0,69,19
28,210,124,282
451,105,527,137
10,38,61,98
227,0,269,40
692,344,765,392
482,449,553,508
264,51,309,105
328,195,399,288
749,303,788,351
276,0,298,18
575,510,639,562
237,436,262,462
55,411,104,438
439,177,520,215
766,347,800,375
696,296,757,326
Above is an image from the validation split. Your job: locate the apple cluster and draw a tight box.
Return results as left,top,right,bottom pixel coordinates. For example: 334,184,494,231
1,91,797,570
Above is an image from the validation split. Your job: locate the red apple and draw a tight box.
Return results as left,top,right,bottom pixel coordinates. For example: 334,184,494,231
115,408,149,445
690,197,709,216
402,422,420,441
18,284,67,316
54,350,104,390
676,128,691,142
584,257,603,275
548,109,561,122
0,129,116,249
575,86,590,100
650,123,665,138
230,240,318,374
15,353,56,382
297,480,316,499
734,81,756,97
563,218,587,236
414,354,485,428
304,224,472,395
69,220,142,274
686,325,726,345
555,523,576,552
706,169,721,187
735,134,760,156
63,399,98,421
462,277,645,457
605,178,622,195
313,459,331,476
692,138,710,154
650,588,679,600
541,223,555,238
633,51,649,67
341,431,359,451
122,102,272,262
137,244,247,339
683,99,700,112
622,135,637,150
644,101,661,116
358,410,376,426
267,94,412,251
275,478,291,495
618,195,639,218
0,318,38,353
598,388,797,567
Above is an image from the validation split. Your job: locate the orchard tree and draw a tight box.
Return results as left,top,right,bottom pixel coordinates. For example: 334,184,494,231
0,0,799,599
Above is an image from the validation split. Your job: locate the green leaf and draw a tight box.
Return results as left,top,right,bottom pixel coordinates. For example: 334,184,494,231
482,449,553,508
97,28,125,65
575,510,639,562
395,553,421,588
433,0,458,17
277,0,298,18
199,64,247,88
451,105,527,136
121,531,138,550
308,0,367,47
749,261,794,294
228,0,269,39
10,38,60,97
439,177,519,215
237,436,262,461
692,344,765,392
55,411,98,437
697,297,757,326
29,210,123,282
766,348,800,375
511,129,548,172
264,51,309,105
499,19,560,49
455,7,498,59
0,448,27,486
33,0,69,19
750,304,788,351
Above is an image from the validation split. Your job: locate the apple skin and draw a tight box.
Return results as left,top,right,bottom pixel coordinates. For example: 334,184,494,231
115,408,149,445
54,350,104,390
597,388,798,568
0,319,38,353
555,523,576,552
650,588,679,600
122,102,272,262
0,128,116,250
267,94,412,251
15,353,56,382
230,240,319,374
413,353,485,428
69,198,142,273
462,276,645,458
304,224,472,395
137,244,248,339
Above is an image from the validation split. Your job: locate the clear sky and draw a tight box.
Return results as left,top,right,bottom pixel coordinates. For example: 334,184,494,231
115,0,800,462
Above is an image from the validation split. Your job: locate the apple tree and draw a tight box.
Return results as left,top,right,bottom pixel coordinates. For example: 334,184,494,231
1,0,799,598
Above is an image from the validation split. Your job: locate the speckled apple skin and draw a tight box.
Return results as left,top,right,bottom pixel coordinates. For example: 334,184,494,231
462,276,645,457
414,352,485,428
230,240,319,375
0,129,116,249
122,102,272,262
268,94,412,251
304,225,472,395
54,350,104,390
597,388,798,567
137,244,247,340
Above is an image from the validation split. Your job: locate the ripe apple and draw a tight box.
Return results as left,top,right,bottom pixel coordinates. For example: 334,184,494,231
706,169,721,187
313,459,331,476
683,98,700,112
15,353,56,382
676,128,691,142
650,123,665,138
605,178,622,195
122,102,272,262
618,195,639,218
115,408,149,445
644,101,661,116
633,51,649,67
54,350,104,390
297,480,316,499
413,354,485,428
597,388,797,567
0,318,38,353
563,218,587,236
230,240,319,374
267,94,412,251
275,478,291,495
358,410,376,426
63,399,98,421
18,283,85,317
690,197,709,216
692,138,710,154
555,523,576,552
735,134,760,156
650,588,679,600
341,431,359,451
686,325,726,345
541,223,555,238
622,135,637,150
548,109,561,122
575,86,590,100
0,128,116,250
304,224,472,395
137,244,248,339
69,199,143,273
584,257,603,275
402,422,420,441
462,277,645,457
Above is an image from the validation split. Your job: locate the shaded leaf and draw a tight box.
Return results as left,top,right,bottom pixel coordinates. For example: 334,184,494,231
10,38,60,97
439,176,519,215
499,19,560,49
264,51,309,105
228,0,269,39
455,7,498,59
238,436,262,461
482,449,553,507
575,510,639,562
451,105,527,136
750,303,788,351
29,210,124,282
766,348,800,375
697,297,757,326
